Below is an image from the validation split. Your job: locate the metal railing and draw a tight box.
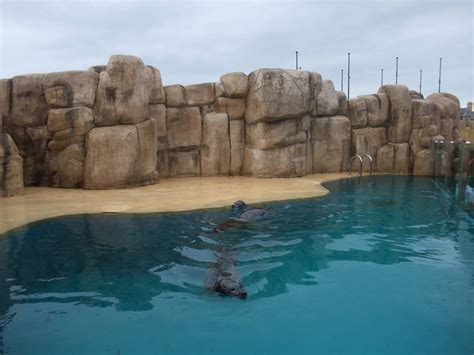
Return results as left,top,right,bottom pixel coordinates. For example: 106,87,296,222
362,154,373,176
348,155,363,179
348,154,373,181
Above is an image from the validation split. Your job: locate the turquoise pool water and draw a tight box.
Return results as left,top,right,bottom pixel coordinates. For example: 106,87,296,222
0,176,472,354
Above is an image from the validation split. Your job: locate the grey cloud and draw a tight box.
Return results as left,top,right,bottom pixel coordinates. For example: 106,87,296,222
1,0,472,104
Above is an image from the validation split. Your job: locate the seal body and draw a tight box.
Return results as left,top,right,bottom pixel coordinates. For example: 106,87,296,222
213,200,269,232
204,250,247,298
233,208,268,222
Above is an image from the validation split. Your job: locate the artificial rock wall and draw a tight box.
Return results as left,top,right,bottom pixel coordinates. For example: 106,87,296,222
0,54,461,195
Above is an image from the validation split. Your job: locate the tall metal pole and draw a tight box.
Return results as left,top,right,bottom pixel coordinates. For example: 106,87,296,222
419,69,423,94
341,69,344,91
295,51,299,70
347,52,351,99
381,68,384,87
438,57,442,93
395,56,399,84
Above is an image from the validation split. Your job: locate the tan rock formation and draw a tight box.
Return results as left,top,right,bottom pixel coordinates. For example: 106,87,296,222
47,107,94,135
185,83,215,106
166,107,202,150
348,97,367,129
246,69,311,124
83,122,157,189
0,79,11,118
413,149,434,175
0,54,464,189
316,80,339,117
146,66,165,104
220,72,248,97
336,91,348,116
44,70,98,108
94,55,149,126
362,95,388,127
10,74,48,127
246,119,306,150
243,143,306,178
164,85,187,107
312,116,351,173
168,150,200,177
150,104,169,178
375,143,409,173
378,85,412,143
216,97,246,120
201,113,230,176
0,133,23,197
49,143,85,188
26,126,51,142
229,119,245,175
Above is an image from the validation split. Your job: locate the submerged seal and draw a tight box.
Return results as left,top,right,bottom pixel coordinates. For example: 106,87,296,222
204,249,247,299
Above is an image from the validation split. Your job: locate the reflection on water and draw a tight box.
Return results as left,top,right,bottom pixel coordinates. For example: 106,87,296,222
0,176,473,353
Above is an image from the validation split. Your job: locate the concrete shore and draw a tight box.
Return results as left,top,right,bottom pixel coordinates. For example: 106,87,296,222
0,174,352,235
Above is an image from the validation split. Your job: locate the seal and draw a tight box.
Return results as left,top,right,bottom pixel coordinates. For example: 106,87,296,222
213,200,269,232
204,249,247,299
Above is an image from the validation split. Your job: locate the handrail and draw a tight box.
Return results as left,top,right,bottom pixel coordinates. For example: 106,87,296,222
362,154,373,176
348,155,363,178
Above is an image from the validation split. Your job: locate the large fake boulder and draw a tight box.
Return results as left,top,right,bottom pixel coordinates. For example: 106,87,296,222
83,121,157,189
245,69,311,124
216,97,246,120
47,127,85,153
412,149,434,176
351,127,387,157
229,120,245,175
44,70,98,108
243,143,306,178
47,107,94,135
10,74,48,127
164,85,187,107
375,143,410,173
312,116,351,173
378,85,412,143
166,107,202,150
336,91,348,116
94,55,149,126
362,94,389,127
0,133,23,197
348,97,368,129
315,80,339,117
412,99,440,129
220,72,248,97
0,79,11,118
185,83,215,106
168,150,200,177
150,104,169,178
426,93,460,141
246,119,306,150
166,107,202,177
48,143,85,188
146,66,165,104
201,113,230,176
243,115,311,177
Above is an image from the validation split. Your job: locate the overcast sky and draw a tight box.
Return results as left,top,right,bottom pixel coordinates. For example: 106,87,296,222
1,0,472,105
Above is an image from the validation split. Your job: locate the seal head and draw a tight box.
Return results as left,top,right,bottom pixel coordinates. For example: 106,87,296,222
231,200,247,212
216,278,247,299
